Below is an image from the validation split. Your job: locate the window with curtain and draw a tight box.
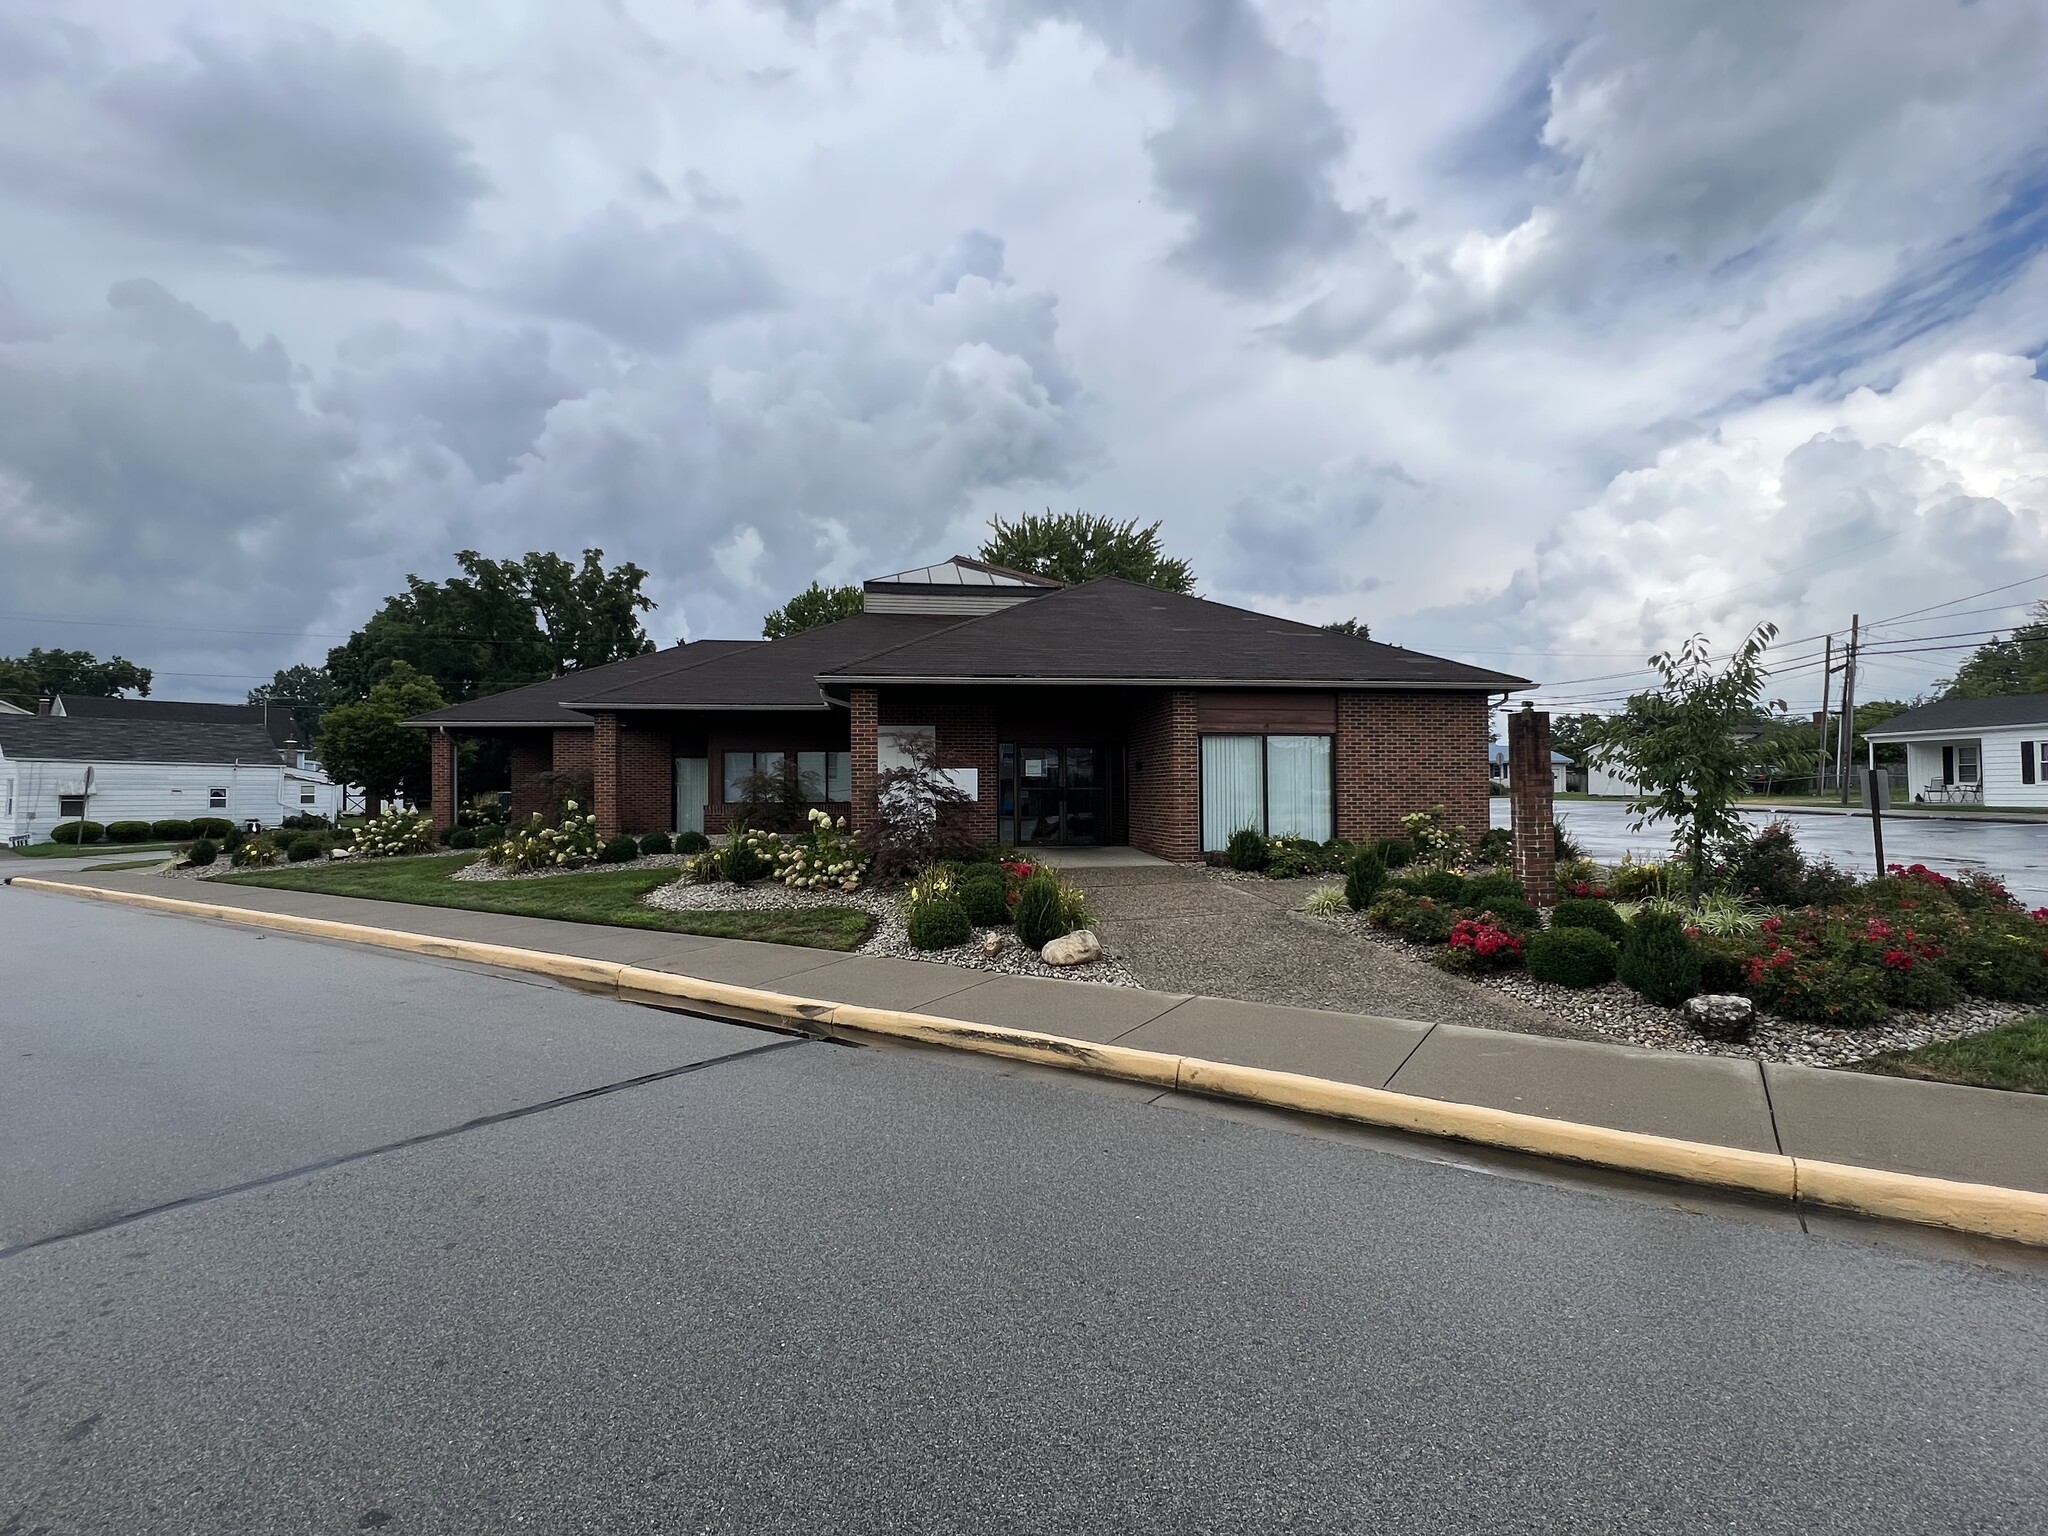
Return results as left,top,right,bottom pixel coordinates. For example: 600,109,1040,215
1266,734,1333,841
1200,735,1263,850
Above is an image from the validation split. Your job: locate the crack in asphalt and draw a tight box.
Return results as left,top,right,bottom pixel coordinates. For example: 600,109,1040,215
0,1037,809,1262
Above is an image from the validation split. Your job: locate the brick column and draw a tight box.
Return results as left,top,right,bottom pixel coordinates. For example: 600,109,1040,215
591,712,622,839
849,688,879,841
1508,705,1557,906
428,730,457,831
1128,690,1199,860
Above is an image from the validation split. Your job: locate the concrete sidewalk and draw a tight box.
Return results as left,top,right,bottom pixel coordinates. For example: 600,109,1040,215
14,867,2048,1198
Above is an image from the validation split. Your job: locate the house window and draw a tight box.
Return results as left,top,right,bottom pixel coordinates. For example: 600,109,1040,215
1956,745,1980,785
300,784,318,805
797,751,852,802
1200,733,1334,849
59,794,86,818
209,787,229,809
723,750,785,803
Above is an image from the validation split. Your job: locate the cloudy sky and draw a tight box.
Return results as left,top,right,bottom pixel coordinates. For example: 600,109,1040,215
2,0,2046,714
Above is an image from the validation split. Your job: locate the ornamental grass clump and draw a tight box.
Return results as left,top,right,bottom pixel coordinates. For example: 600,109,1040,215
1526,928,1619,989
1304,884,1349,917
718,829,778,885
1015,871,1082,950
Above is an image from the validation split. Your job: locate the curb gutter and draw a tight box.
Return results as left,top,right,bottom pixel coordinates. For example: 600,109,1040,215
14,876,2048,1248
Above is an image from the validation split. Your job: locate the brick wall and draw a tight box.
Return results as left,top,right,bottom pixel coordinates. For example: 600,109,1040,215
591,715,620,837
553,729,592,782
849,688,879,840
617,721,672,835
878,687,998,845
428,731,457,830
1335,691,1492,843
506,734,554,819
1128,690,1199,860
1507,706,1558,906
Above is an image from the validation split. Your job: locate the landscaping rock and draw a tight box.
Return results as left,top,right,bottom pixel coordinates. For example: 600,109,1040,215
1683,993,1756,1040
1041,928,1103,967
980,932,1008,958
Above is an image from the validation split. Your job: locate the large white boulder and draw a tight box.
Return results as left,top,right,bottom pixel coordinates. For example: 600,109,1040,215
1041,928,1102,967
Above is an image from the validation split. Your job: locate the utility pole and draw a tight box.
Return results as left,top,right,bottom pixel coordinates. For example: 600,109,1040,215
1837,614,1859,807
1826,634,1843,794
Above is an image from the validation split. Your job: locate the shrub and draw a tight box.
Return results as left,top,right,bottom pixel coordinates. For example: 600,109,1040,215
286,835,326,863
447,827,478,849
1477,897,1541,933
1440,916,1524,972
1015,872,1075,949
1405,868,1469,906
1695,932,1763,994
907,897,972,950
485,802,601,872
1618,910,1703,1006
50,820,105,845
675,830,710,854
231,834,282,867
1344,849,1387,912
639,831,673,856
1474,826,1513,866
1527,928,1619,988
765,809,868,892
1401,806,1471,870
1367,889,1459,945
351,807,440,858
1552,897,1626,944
1745,948,1888,1024
718,830,775,885
1226,826,1270,872
1950,925,2048,1001
1610,860,1667,901
1463,872,1524,909
1718,820,1810,907
190,817,234,839
186,838,217,867
1372,837,1415,869
599,834,642,864
148,818,194,841
1305,884,1349,917
1556,857,1606,897
439,823,463,846
958,871,1012,926
1265,835,1330,879
104,820,153,843
1799,859,1859,906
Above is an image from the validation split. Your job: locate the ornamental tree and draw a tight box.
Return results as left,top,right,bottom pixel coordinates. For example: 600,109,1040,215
979,511,1195,593
762,581,864,639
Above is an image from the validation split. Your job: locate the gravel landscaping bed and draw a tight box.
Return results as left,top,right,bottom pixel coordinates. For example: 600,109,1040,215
1323,910,2028,1068
642,878,1142,987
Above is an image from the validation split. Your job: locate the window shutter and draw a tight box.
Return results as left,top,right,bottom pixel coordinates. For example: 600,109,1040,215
2026,741,2037,785
1943,745,1955,784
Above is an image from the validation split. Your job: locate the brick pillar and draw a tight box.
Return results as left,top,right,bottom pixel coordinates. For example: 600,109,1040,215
429,731,457,831
1508,705,1557,906
849,687,879,841
591,712,622,839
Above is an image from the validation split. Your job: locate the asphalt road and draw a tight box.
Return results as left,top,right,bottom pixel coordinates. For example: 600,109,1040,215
5,886,2047,1533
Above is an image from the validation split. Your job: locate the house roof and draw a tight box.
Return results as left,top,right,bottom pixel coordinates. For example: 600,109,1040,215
565,614,962,710
821,579,1533,690
1863,695,2048,738
53,693,308,749
862,555,1061,592
405,640,758,727
0,715,289,766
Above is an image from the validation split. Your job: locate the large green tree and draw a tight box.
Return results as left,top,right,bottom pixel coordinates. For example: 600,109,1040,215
763,582,864,639
248,663,335,745
0,648,153,708
979,511,1195,593
315,662,447,809
1941,603,2048,697
326,549,655,704
1589,626,1811,896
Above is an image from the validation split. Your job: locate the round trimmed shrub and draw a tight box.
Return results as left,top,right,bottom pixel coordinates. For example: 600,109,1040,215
957,872,1011,927
186,838,218,867
1618,910,1703,1006
189,818,234,839
447,826,478,849
675,830,710,854
285,835,326,863
907,897,972,950
1344,849,1387,912
1226,827,1270,872
1406,868,1468,906
1014,872,1070,950
105,820,153,843
1527,928,1620,988
599,834,643,864
438,824,462,846
50,820,104,845
1463,872,1524,909
639,831,674,856
149,819,194,841
1476,896,1541,933
1552,897,1626,944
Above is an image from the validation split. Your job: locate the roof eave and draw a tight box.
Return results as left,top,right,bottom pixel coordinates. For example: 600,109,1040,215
817,673,1531,691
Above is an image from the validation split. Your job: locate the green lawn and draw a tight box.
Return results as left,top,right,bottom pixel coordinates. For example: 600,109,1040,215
8,840,189,859
217,854,873,951
1850,1016,2048,1095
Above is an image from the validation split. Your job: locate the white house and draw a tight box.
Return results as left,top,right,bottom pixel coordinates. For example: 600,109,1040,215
1862,695,2048,807
0,715,339,844
1487,741,1571,794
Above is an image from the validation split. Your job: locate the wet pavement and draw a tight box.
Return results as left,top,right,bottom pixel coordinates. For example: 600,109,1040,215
1497,798,2048,906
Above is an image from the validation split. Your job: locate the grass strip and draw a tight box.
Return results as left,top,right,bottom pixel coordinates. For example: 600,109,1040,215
217,854,872,951
1850,1015,2048,1095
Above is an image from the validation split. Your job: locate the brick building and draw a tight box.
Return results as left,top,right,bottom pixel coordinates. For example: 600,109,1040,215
407,557,1530,860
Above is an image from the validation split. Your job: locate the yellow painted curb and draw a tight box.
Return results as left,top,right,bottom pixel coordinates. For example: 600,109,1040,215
1794,1158,2048,1247
12,875,2046,1247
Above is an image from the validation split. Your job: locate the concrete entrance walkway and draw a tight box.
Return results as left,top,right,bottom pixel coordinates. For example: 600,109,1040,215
12,867,2046,1200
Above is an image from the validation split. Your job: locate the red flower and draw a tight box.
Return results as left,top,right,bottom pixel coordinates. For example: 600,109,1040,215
1761,916,1784,935
1881,948,1915,972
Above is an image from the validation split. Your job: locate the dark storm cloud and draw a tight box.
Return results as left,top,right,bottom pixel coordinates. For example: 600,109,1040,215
2,26,487,275
1220,457,1414,598
507,208,783,350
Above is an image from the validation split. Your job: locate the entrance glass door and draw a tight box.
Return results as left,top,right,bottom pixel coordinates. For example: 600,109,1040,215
1004,744,1102,847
